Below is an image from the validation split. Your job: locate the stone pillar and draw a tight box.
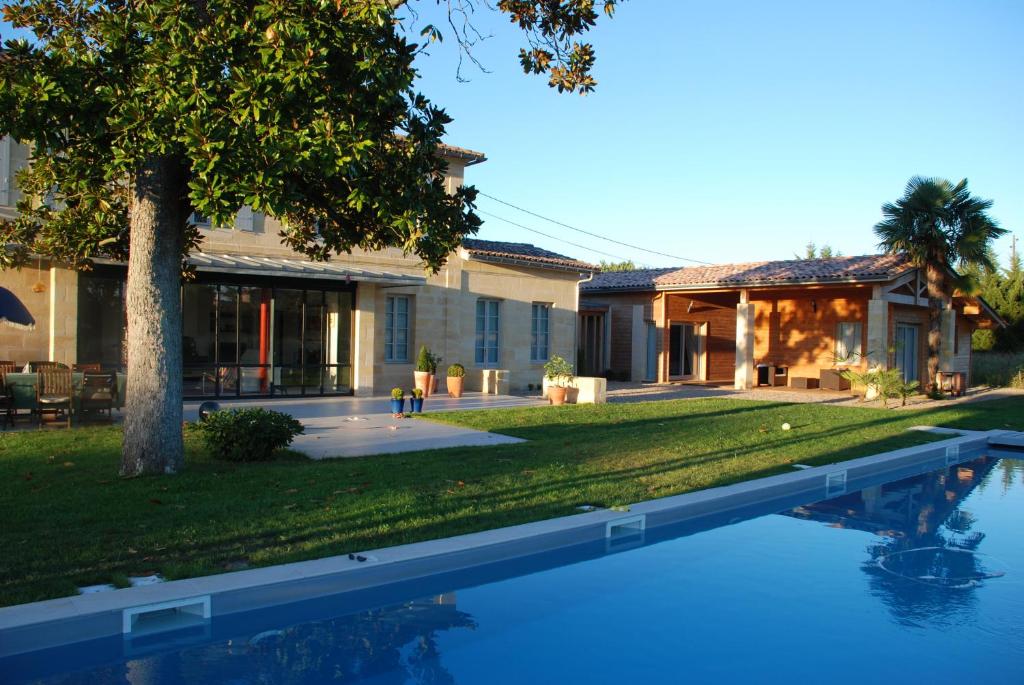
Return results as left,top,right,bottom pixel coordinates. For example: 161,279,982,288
940,308,956,372
352,283,376,396
866,299,889,369
734,301,755,389
49,267,78,363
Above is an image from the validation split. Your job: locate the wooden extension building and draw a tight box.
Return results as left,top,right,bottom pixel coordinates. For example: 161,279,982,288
578,255,1002,390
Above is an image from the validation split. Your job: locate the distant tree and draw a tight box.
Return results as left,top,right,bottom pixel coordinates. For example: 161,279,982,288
598,259,637,272
797,242,843,260
970,242,1024,351
0,1,618,476
874,177,1006,390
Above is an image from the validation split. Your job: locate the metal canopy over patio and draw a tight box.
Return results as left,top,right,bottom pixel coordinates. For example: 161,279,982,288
186,253,427,286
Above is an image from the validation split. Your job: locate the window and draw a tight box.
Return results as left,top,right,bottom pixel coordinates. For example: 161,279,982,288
384,295,410,362
835,322,862,363
531,303,550,361
476,299,500,365
190,212,212,228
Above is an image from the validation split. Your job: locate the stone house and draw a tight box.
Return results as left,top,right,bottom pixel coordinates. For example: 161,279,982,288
579,255,1002,390
0,137,595,397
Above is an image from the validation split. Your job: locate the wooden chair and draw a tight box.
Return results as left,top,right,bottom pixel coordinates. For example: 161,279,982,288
36,368,73,428
80,372,116,421
73,363,102,373
29,361,69,372
0,363,16,429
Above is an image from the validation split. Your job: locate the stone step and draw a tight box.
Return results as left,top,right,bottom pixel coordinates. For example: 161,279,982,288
988,432,1024,449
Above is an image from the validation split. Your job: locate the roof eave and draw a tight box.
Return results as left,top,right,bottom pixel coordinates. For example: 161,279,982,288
465,252,597,275
651,273,903,292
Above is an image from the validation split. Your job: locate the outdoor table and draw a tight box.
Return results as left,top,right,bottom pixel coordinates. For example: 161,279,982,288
5,372,127,413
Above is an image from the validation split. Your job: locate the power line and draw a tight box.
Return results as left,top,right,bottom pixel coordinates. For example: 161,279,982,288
477,191,713,265
476,210,631,263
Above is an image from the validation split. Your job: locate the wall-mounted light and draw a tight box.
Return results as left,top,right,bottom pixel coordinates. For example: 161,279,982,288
31,258,46,293
811,300,817,313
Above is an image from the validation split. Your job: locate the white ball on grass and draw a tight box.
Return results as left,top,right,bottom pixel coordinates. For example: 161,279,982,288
781,423,791,431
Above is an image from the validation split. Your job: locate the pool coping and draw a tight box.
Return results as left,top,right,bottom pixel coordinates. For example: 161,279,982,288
1,428,1019,657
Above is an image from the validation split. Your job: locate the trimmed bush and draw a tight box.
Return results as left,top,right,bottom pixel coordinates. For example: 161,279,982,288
447,363,465,377
196,408,304,462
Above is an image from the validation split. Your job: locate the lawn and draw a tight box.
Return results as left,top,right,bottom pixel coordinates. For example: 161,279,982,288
1,396,1022,608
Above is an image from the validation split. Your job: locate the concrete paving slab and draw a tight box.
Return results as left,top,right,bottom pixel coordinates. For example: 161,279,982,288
292,413,524,459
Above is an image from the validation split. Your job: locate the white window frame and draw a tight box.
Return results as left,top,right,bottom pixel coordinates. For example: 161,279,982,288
834,321,863,364
384,295,410,362
530,303,550,362
475,299,501,367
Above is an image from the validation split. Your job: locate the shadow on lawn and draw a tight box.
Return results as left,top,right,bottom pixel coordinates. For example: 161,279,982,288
9,397,1021,602
125,407,942,575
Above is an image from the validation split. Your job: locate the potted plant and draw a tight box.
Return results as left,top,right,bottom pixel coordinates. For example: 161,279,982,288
447,363,465,398
410,387,425,413
544,355,574,406
427,350,440,396
390,387,405,417
414,345,433,397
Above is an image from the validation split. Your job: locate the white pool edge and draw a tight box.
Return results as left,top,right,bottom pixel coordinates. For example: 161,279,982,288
1,428,1019,657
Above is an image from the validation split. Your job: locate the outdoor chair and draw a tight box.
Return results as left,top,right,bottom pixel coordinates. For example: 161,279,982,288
36,368,73,428
0,364,16,429
80,372,116,421
29,361,69,372
73,363,101,373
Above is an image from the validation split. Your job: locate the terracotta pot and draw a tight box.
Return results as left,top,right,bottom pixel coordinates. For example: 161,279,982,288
414,371,431,397
429,374,438,396
548,386,568,406
447,375,464,398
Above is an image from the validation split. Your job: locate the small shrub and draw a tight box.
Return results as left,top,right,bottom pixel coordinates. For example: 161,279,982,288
416,346,440,373
391,387,404,400
972,352,1024,389
447,363,465,378
196,408,303,462
416,345,432,372
544,355,574,387
412,387,424,398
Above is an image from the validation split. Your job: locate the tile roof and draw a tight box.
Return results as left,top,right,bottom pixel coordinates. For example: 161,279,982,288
460,238,597,273
439,142,487,164
583,254,913,292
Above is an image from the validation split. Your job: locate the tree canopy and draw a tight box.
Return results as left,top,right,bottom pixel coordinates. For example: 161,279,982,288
0,1,619,475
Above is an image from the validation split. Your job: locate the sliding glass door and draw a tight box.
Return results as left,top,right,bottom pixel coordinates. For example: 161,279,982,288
182,282,353,398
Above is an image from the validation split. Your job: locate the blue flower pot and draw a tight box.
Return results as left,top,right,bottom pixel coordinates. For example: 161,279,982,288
390,398,405,415
410,397,424,413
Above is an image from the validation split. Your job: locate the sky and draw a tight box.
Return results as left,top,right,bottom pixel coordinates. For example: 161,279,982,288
400,0,1023,268
2,1,1021,269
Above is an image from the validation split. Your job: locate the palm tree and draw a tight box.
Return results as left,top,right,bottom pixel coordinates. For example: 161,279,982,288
874,177,1006,391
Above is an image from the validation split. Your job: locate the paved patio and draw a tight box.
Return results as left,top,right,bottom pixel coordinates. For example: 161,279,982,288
604,381,1024,409
182,392,543,459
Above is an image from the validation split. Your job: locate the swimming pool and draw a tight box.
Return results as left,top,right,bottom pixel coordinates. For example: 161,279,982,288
3,453,1022,684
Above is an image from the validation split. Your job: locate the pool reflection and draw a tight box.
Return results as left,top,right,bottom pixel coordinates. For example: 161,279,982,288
784,456,1003,627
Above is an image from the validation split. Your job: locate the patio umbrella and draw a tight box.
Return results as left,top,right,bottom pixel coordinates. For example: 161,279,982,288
0,286,35,330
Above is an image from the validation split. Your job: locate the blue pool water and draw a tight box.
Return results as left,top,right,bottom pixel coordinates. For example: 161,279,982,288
4,455,1023,684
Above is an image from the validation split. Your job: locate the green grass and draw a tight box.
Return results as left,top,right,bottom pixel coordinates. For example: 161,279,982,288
2,396,1022,607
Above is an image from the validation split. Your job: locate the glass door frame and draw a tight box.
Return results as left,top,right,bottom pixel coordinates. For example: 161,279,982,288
668,321,705,381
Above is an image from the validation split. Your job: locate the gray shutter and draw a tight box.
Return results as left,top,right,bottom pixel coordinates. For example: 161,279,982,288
0,137,11,207
235,206,255,231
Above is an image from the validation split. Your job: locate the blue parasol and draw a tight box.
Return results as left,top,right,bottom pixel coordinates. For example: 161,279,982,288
0,286,35,330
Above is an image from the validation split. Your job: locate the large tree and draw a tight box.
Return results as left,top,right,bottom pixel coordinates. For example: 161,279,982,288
874,176,1006,391
0,0,616,476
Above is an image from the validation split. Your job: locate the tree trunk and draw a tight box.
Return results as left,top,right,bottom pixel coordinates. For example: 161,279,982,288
120,155,187,477
924,261,946,393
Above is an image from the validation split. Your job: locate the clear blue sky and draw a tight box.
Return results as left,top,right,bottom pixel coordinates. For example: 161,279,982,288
3,2,1021,268
403,0,1023,268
